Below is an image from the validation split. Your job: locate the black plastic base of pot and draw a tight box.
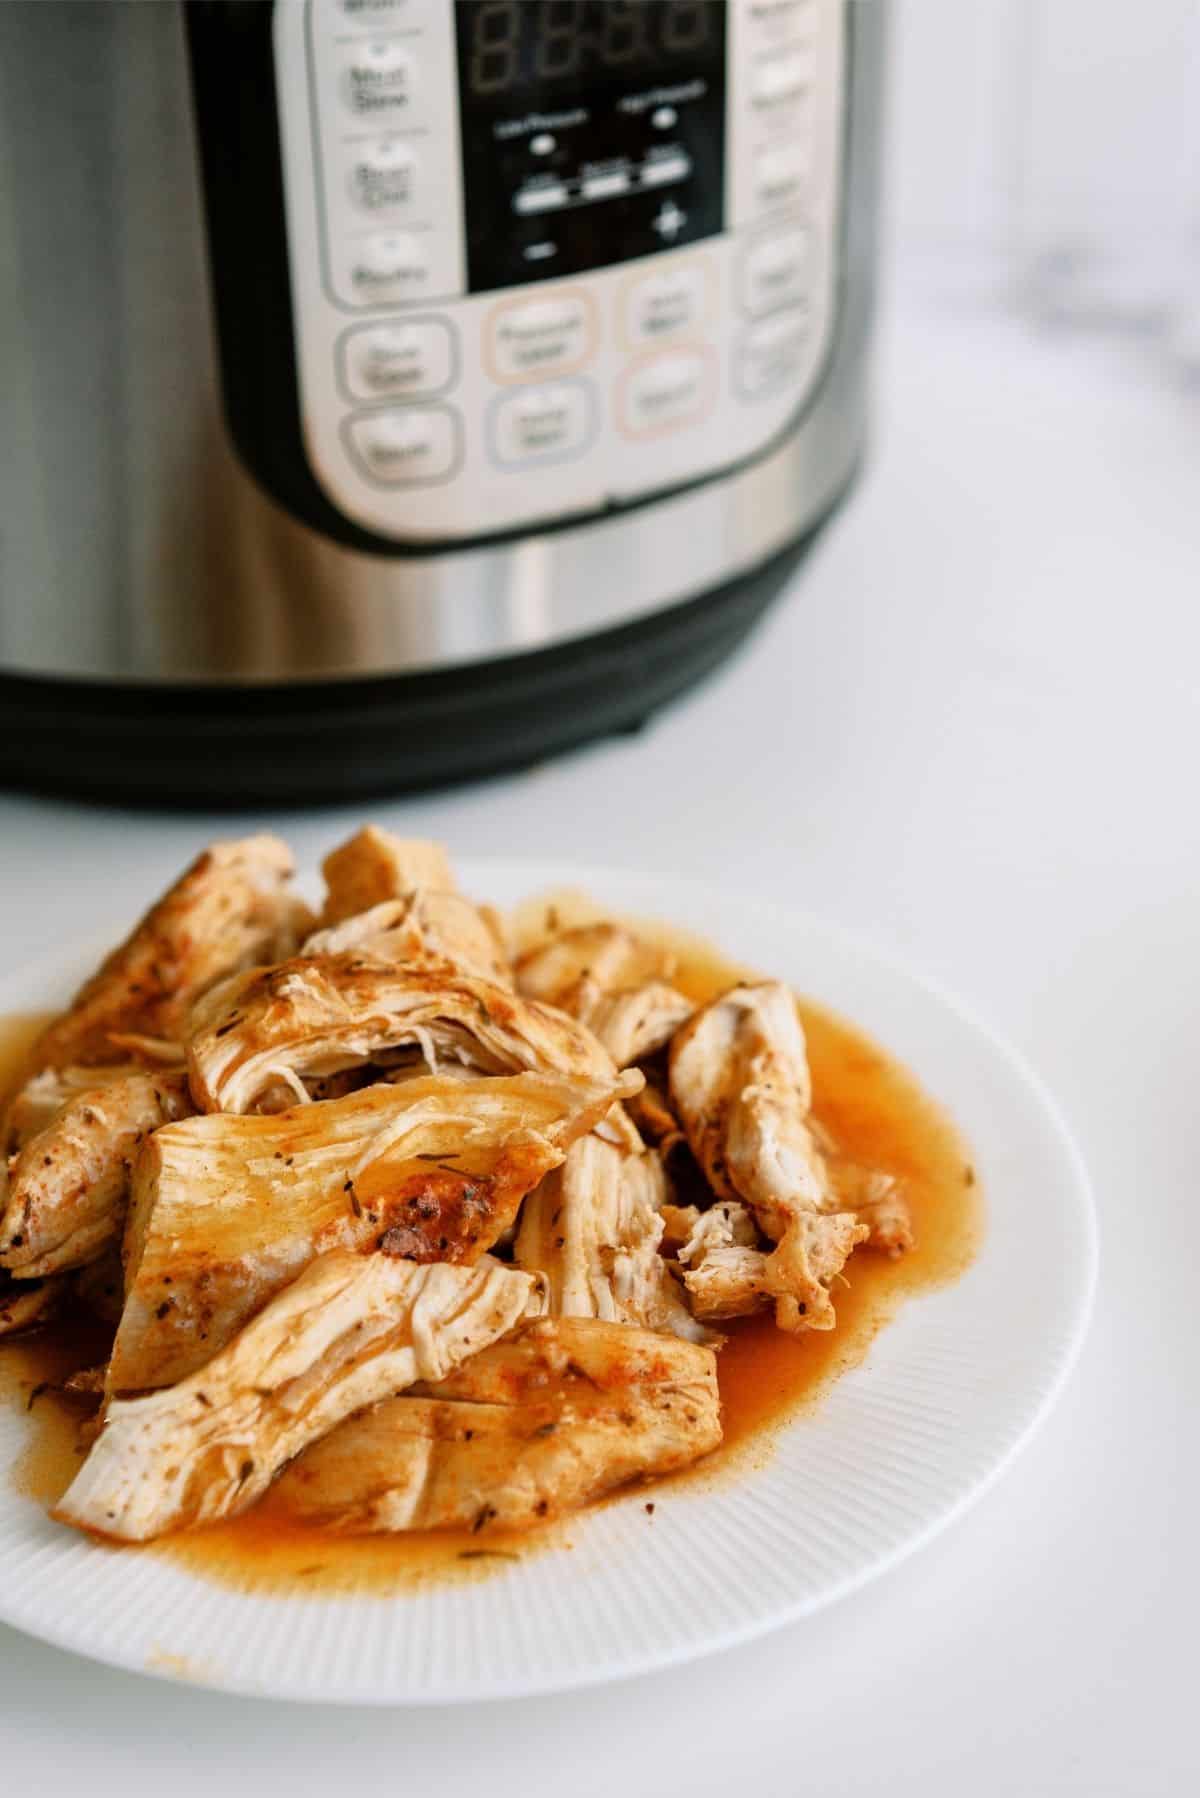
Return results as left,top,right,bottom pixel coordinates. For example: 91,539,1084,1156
0,523,828,810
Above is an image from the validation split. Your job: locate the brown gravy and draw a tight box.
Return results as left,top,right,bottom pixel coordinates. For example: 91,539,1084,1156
0,907,981,1597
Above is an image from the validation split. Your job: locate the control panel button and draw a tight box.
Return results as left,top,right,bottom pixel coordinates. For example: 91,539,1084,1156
618,348,715,440
641,150,693,188
490,381,595,466
581,169,631,201
737,307,810,399
740,224,810,317
622,262,710,347
751,46,815,106
338,318,456,402
341,41,415,119
514,179,569,215
755,141,809,212
486,292,596,382
343,405,460,486
346,232,431,306
336,0,412,22
346,139,418,217
747,0,817,42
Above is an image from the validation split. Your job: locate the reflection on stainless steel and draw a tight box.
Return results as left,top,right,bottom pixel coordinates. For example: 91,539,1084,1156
0,3,883,688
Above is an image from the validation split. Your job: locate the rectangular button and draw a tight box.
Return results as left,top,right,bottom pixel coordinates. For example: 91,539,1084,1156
618,348,715,439
490,381,595,465
623,262,710,346
487,292,595,381
752,47,814,105
755,141,810,212
582,170,631,201
641,152,692,188
514,181,568,215
344,405,460,485
740,225,809,317
342,232,431,307
338,318,456,401
737,307,810,399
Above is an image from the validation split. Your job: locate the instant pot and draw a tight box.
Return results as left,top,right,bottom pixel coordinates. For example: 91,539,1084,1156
0,1,884,804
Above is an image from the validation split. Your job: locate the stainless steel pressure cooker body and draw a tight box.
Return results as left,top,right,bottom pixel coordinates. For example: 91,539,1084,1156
0,1,884,805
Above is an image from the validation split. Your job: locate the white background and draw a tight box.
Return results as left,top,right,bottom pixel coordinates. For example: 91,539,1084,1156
2,3,1198,1789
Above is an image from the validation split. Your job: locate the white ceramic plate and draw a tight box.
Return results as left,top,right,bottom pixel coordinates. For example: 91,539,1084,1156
0,860,1096,1704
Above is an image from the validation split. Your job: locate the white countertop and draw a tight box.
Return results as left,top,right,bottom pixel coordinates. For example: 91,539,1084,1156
1,291,1195,1792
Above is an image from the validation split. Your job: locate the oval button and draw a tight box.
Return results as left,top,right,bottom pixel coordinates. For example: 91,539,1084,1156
341,42,415,118
346,232,430,306
486,292,596,382
343,405,460,486
489,381,596,466
338,318,456,402
617,348,715,440
751,45,814,106
740,224,809,317
346,139,418,217
755,141,809,213
623,262,710,347
737,307,810,399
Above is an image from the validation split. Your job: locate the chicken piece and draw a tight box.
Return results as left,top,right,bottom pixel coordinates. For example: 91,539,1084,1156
3,1063,146,1157
26,836,310,1073
515,923,692,1068
187,955,617,1115
55,1250,541,1542
659,1202,702,1251
110,1067,640,1394
580,984,694,1069
515,923,668,1002
0,1270,66,1336
670,983,868,1333
1,1071,192,1278
275,1317,721,1534
675,1200,773,1320
515,1135,712,1344
320,828,456,923
828,1162,916,1257
302,891,508,984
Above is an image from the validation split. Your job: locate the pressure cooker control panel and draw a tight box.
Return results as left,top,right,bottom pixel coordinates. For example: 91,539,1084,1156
274,0,845,544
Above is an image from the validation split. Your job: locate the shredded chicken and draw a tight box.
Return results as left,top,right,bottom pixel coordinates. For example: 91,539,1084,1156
3,1063,138,1156
580,984,694,1069
0,1269,67,1337
515,1135,713,1344
110,1067,640,1393
26,837,310,1073
515,923,692,1067
1,826,931,1549
55,1250,542,1542
0,1071,192,1278
320,828,457,922
515,923,669,1001
670,983,868,1332
675,1200,773,1320
274,1316,721,1534
658,1202,701,1251
829,1162,915,1257
302,892,508,983
187,955,618,1115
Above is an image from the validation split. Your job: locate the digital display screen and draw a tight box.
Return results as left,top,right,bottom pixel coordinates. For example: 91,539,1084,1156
455,1,727,294
462,1,717,96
